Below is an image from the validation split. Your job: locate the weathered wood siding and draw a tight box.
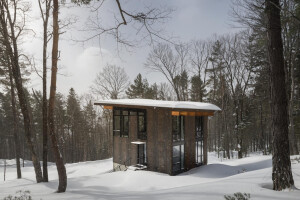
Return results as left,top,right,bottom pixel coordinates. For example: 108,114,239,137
147,108,172,174
113,113,138,166
203,116,208,165
184,116,196,171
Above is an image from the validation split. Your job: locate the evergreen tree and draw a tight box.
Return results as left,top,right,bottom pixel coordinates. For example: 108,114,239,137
126,73,147,98
190,75,206,102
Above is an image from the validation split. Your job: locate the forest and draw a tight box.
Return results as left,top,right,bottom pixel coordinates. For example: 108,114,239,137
0,0,299,194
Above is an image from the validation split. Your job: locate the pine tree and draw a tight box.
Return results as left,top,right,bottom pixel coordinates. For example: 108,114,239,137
190,75,206,102
126,73,147,98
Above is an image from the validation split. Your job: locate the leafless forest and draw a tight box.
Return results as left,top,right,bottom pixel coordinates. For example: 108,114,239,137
0,0,299,192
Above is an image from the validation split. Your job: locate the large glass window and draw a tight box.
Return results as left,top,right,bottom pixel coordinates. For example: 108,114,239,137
195,116,204,165
172,116,184,142
113,108,129,137
113,107,146,139
172,115,185,174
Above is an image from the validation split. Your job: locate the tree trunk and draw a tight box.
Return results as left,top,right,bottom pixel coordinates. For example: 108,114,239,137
48,0,67,193
39,0,52,182
8,62,22,179
266,0,294,191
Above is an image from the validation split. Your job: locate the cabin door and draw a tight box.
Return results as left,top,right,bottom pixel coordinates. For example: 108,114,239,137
137,143,147,165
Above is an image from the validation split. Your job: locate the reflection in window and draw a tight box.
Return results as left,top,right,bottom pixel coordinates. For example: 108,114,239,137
172,145,184,173
113,107,146,139
137,111,147,140
195,116,204,165
113,108,129,137
172,115,185,174
172,116,184,142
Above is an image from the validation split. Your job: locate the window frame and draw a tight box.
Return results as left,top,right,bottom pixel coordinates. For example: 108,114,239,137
113,107,130,137
172,115,185,174
113,107,147,139
137,110,147,140
195,116,204,165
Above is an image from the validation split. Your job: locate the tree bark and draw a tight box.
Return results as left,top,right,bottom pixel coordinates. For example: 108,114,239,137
266,0,294,190
48,0,67,192
8,62,22,179
39,0,52,183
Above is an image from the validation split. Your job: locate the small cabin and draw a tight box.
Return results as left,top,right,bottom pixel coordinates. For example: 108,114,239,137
95,99,220,175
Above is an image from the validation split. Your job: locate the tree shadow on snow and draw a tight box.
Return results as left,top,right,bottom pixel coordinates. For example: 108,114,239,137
181,159,272,178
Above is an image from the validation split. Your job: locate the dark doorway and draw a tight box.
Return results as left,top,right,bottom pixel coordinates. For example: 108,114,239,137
137,143,147,165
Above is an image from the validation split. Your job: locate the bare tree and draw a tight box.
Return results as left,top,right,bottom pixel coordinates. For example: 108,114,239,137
75,0,173,47
48,0,67,193
38,0,52,183
145,43,189,101
0,0,43,183
266,0,294,191
91,64,129,99
189,40,211,101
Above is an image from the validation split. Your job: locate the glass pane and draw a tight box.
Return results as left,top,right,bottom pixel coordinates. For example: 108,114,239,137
138,112,144,116
181,145,184,169
173,145,180,159
123,110,128,115
114,116,120,130
123,116,129,133
114,109,121,115
172,116,179,133
130,111,137,116
138,116,145,132
180,116,184,141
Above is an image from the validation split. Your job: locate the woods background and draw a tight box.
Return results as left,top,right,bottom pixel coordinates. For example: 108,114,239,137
0,0,300,165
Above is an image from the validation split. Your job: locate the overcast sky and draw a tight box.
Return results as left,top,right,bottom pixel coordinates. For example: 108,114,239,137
24,0,235,96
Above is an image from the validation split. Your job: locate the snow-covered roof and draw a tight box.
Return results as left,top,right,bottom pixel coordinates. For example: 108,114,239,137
94,99,221,111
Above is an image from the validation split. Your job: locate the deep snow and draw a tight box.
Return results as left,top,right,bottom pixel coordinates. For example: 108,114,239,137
0,153,299,200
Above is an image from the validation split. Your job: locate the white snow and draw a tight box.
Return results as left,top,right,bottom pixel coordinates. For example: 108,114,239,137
95,99,221,111
0,153,299,200
131,141,146,144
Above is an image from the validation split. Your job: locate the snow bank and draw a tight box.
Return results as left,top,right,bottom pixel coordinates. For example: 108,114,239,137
0,154,299,200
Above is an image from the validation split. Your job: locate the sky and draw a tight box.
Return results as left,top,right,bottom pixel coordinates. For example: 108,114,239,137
24,0,235,97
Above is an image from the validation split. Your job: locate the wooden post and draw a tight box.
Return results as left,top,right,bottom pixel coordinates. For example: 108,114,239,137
203,116,208,165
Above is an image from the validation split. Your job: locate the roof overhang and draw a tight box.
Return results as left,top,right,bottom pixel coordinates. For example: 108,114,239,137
94,99,221,115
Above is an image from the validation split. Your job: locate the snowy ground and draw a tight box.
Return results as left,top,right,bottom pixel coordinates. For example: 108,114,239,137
0,153,300,200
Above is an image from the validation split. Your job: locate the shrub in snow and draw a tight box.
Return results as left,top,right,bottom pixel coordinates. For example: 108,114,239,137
224,192,250,200
2,190,35,200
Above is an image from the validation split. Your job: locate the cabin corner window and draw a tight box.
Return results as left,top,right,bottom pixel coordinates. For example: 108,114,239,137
113,108,129,137
172,115,185,174
195,116,204,165
172,116,184,142
113,108,146,138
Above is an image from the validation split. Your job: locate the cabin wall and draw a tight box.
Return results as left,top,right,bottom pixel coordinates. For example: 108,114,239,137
184,116,196,171
147,108,172,174
203,116,208,165
112,107,209,174
113,113,138,167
